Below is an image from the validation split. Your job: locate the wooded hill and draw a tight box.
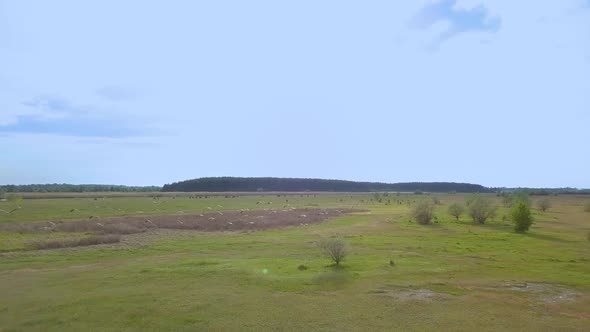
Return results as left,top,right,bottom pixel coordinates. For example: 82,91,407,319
162,177,489,193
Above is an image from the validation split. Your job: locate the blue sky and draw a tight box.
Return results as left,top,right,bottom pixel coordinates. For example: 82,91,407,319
1,0,589,187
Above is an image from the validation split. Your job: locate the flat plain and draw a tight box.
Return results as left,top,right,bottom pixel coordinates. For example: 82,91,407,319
1,193,589,331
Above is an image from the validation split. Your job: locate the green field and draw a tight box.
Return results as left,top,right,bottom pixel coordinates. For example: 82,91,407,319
1,193,589,331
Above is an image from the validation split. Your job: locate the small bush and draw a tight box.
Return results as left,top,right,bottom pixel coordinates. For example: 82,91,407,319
512,201,533,233
297,264,308,271
468,196,496,224
412,201,434,225
447,202,464,220
318,238,347,266
536,198,551,212
584,202,590,213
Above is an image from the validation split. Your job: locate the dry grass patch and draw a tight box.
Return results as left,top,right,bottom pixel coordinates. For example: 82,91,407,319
29,234,121,250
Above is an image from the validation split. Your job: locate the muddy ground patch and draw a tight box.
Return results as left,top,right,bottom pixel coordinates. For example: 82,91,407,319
369,287,454,302
501,282,581,304
1,208,364,235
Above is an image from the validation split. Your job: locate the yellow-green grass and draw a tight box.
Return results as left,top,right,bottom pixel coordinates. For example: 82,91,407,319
0,194,589,331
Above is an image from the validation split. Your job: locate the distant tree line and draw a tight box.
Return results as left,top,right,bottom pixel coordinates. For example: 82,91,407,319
0,184,161,193
161,177,490,193
491,187,590,195
3,179,587,194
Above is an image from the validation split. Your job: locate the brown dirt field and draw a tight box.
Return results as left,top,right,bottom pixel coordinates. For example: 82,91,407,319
1,208,365,235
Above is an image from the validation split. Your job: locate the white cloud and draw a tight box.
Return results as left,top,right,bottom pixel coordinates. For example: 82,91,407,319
409,0,501,48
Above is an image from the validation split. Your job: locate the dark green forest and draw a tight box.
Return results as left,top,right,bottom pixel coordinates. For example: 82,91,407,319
0,184,161,193
161,177,489,193
3,178,588,194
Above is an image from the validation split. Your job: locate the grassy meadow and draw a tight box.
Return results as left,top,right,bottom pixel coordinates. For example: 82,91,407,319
1,193,589,331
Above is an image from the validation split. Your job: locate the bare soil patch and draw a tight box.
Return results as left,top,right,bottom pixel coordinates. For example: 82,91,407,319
1,208,364,235
502,282,580,304
370,288,453,301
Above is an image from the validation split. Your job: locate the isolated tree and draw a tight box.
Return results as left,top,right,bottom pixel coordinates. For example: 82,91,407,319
537,198,551,212
318,238,347,266
448,202,465,220
468,196,496,224
512,201,533,233
412,201,434,225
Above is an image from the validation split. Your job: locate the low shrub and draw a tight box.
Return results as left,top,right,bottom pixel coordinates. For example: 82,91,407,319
318,238,347,266
537,198,551,212
447,202,464,220
512,201,533,233
468,196,496,224
412,201,434,225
